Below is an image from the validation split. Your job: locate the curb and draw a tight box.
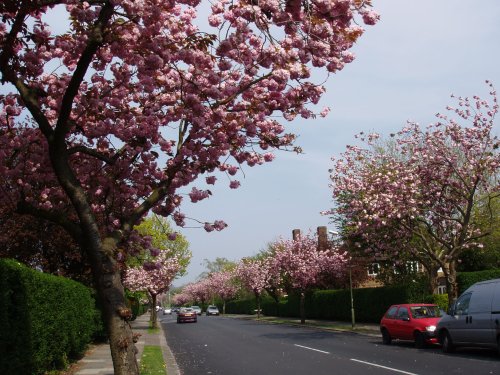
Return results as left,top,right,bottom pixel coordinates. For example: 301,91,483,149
226,315,381,338
159,320,181,375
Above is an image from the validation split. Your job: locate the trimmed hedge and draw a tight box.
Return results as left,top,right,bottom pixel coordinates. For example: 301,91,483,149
0,259,102,374
456,269,500,294
261,284,447,323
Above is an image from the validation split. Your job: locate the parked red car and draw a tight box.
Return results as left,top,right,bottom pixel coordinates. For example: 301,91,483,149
177,307,198,324
380,304,443,348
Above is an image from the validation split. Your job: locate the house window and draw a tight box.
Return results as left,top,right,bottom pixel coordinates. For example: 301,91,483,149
437,285,447,295
406,261,421,273
368,263,380,276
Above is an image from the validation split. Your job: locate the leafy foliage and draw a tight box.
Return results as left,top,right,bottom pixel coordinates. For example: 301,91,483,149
0,259,101,374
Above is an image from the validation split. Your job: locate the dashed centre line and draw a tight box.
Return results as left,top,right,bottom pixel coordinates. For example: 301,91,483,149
293,344,330,354
350,358,418,375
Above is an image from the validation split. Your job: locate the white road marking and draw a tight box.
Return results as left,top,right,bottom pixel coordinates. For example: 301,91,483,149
350,358,418,375
294,344,330,354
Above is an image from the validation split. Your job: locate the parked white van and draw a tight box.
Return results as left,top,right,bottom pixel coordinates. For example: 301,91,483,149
436,278,500,354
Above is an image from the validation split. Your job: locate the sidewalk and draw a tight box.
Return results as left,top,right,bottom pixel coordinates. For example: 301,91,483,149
73,313,180,375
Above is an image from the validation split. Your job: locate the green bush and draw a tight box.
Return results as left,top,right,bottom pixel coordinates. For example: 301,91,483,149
225,298,258,314
0,259,102,374
457,269,500,294
422,294,449,312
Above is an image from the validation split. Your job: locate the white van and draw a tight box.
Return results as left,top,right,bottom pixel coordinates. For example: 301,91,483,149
436,278,500,354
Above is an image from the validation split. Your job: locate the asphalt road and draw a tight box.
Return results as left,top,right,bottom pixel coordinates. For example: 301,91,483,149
161,314,500,375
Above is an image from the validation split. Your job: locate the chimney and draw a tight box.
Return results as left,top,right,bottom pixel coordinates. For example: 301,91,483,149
317,226,328,251
292,229,301,241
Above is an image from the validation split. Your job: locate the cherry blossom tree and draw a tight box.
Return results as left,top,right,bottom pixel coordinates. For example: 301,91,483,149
236,257,279,318
123,250,181,328
0,0,378,372
182,278,212,306
172,292,191,307
208,270,238,314
273,232,347,323
327,84,500,304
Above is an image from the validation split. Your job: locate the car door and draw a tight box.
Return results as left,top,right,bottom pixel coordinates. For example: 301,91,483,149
396,306,413,340
447,292,472,344
382,306,399,338
492,282,500,341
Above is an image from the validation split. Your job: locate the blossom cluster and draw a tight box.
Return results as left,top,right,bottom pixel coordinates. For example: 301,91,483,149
0,0,378,245
123,249,181,295
327,84,499,271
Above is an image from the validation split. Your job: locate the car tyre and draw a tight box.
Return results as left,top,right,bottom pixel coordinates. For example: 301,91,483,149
441,331,454,353
381,328,392,345
414,331,426,349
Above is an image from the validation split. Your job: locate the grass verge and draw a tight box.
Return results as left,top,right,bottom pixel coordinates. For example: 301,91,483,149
140,345,166,375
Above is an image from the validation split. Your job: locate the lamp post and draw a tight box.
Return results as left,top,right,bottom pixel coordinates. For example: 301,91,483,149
329,230,355,330
349,263,355,329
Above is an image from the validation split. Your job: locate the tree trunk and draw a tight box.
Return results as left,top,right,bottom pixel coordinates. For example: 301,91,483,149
426,263,440,295
300,292,305,324
89,248,139,375
443,260,459,307
150,293,158,329
256,294,261,319
223,300,226,315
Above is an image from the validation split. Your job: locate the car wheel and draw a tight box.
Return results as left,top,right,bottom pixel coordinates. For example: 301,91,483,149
441,331,454,353
381,328,392,345
414,331,426,349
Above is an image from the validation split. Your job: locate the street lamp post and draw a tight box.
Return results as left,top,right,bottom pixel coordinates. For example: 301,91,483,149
329,229,355,330
349,264,355,329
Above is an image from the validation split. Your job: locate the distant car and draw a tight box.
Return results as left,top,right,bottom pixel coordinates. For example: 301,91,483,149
191,306,202,315
380,304,443,348
163,307,172,315
206,305,220,316
155,306,162,312
177,308,198,323
172,307,180,313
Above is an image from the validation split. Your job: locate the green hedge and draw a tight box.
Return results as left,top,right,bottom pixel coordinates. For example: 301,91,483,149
0,259,102,374
225,298,258,314
262,284,446,323
457,269,500,294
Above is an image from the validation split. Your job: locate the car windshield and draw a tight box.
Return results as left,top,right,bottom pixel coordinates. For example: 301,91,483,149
410,306,442,319
208,306,217,309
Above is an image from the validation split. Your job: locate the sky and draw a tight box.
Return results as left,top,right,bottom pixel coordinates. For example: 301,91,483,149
173,0,500,286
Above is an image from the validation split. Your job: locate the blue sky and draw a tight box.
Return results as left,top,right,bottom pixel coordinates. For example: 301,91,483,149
174,0,500,285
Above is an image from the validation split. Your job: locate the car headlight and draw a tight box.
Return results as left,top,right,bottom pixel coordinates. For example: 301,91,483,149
425,325,436,332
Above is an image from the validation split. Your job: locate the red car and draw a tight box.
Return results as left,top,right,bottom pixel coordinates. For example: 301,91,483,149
380,304,443,348
177,307,198,323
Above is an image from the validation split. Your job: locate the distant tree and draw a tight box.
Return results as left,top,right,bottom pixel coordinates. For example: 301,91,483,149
130,216,191,275
272,233,347,324
236,257,278,318
207,270,238,314
123,250,181,328
198,257,236,279
327,85,500,304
